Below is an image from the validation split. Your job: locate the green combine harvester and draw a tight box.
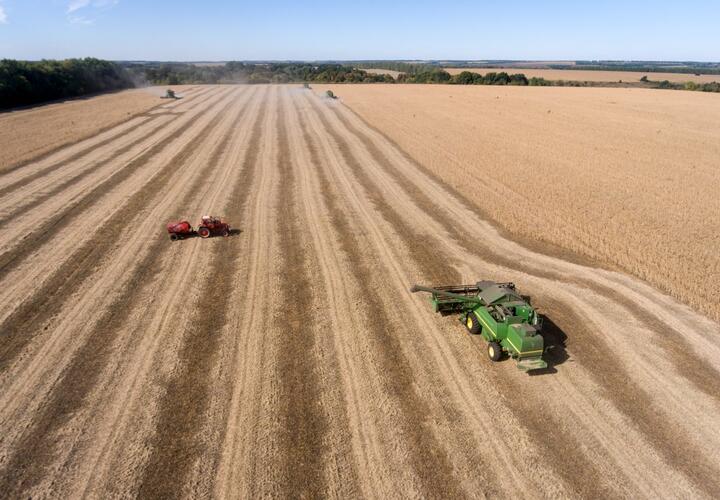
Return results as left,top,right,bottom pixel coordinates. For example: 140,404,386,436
410,281,547,372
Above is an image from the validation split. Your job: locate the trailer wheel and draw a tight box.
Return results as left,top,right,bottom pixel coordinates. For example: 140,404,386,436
198,227,211,238
465,313,480,334
487,342,502,362
169,233,179,241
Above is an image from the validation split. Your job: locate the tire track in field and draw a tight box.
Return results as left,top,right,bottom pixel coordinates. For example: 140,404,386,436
135,92,267,498
312,112,459,285
0,116,156,178
0,90,207,203
538,298,720,497
324,100,720,496
0,249,165,497
171,87,266,498
0,88,225,275
74,87,258,498
0,118,171,227
0,119,154,199
0,85,213,181
0,87,220,218
302,101,466,500
0,87,252,497
0,86,234,276
213,89,279,499
0,87,236,374
270,92,328,497
283,91,368,497
310,97,623,497
330,105,720,406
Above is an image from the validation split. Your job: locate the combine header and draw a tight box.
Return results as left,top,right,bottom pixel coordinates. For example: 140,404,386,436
411,281,547,372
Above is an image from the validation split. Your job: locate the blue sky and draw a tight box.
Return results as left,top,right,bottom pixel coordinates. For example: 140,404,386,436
0,1,718,61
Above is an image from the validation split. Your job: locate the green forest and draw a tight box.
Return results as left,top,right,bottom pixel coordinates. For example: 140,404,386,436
133,62,396,85
0,58,133,109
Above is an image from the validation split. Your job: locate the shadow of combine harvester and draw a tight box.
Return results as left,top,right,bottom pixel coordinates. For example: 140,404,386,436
528,313,569,375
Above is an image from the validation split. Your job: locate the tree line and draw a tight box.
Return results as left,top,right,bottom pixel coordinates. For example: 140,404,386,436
398,69,549,86
0,58,133,109
353,61,439,74
132,62,395,85
654,79,720,92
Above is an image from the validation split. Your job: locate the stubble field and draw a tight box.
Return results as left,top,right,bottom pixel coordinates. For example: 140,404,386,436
0,84,719,498
0,85,198,172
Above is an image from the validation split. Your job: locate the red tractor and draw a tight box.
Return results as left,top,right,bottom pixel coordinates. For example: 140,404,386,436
166,215,230,241
197,215,230,238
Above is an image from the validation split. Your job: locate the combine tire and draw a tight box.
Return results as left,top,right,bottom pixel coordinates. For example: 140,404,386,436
465,313,480,334
487,342,502,362
198,227,211,238
169,233,179,241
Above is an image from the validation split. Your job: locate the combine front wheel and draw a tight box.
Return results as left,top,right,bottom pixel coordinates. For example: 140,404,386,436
487,342,502,362
465,313,480,334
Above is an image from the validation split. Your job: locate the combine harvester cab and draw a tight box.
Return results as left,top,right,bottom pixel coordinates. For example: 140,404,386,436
410,281,547,372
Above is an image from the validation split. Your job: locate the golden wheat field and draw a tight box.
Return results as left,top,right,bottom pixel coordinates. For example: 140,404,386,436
445,67,720,83
315,84,720,322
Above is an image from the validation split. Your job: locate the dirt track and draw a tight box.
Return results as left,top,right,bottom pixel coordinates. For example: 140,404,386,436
0,85,719,498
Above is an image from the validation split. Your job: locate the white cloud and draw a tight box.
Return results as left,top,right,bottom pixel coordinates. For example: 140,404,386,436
68,14,94,24
68,0,118,12
0,5,8,24
94,0,119,8
67,0,90,13
66,0,118,24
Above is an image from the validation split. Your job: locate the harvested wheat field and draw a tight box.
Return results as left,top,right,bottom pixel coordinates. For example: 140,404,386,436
445,67,720,83
0,85,200,173
0,84,719,499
